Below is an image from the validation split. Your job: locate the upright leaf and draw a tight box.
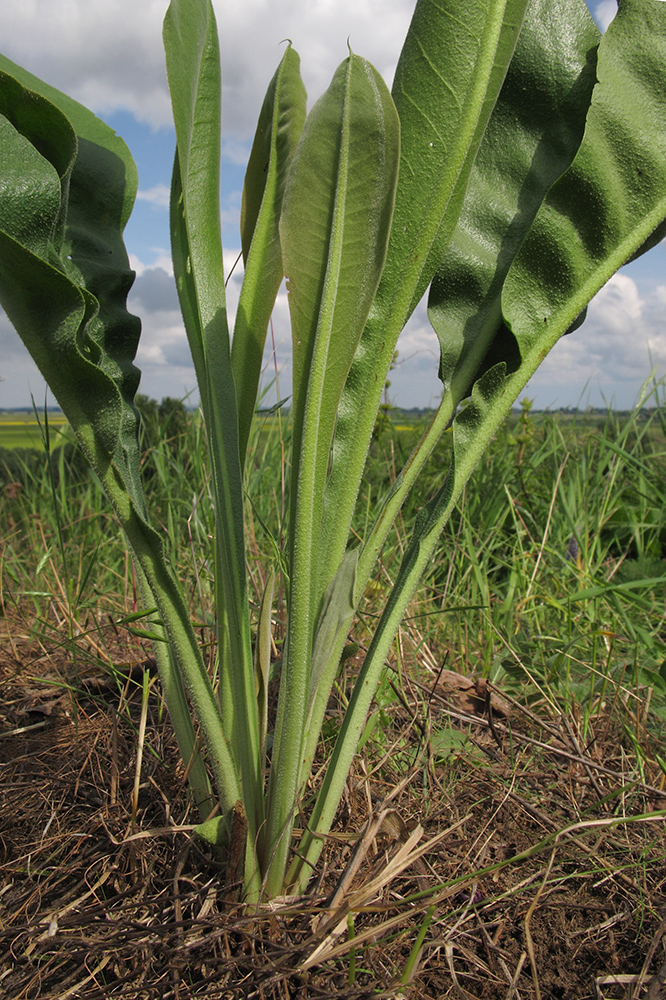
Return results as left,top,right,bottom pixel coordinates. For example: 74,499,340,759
240,46,306,265
164,0,263,869
382,0,529,323
264,53,399,898
280,53,399,510
232,45,306,465
319,0,530,595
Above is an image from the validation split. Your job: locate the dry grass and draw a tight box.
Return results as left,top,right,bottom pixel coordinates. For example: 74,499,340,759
1,605,665,1000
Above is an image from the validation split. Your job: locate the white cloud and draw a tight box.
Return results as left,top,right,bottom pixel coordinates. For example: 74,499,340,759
2,1,665,413
524,271,666,408
129,252,173,277
1,0,414,133
593,1,617,32
136,184,171,208
2,1,171,128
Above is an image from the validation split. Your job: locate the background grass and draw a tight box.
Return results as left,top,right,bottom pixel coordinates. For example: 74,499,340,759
1,382,665,732
2,382,665,997
0,409,69,450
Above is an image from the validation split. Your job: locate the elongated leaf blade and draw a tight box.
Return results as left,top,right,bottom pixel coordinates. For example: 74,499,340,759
265,52,399,898
164,0,263,875
281,54,399,465
240,46,307,265
164,0,229,385
384,0,530,324
232,45,306,464
319,0,530,594
343,0,601,619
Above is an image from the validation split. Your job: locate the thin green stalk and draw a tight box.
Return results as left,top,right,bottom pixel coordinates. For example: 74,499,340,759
264,91,355,897
289,334,567,891
98,464,243,818
132,561,214,817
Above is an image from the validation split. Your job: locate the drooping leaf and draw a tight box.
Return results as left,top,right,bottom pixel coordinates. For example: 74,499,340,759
0,54,143,502
503,0,666,354
428,0,600,399
0,82,73,261
0,59,221,819
0,58,142,500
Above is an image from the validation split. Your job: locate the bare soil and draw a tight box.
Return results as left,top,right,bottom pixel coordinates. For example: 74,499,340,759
1,609,665,999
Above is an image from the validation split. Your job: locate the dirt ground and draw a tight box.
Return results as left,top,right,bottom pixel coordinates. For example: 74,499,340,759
1,611,665,1000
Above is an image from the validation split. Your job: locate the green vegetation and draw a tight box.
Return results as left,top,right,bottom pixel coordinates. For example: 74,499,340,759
3,385,664,720
0,409,68,451
1,384,665,990
3,0,666,903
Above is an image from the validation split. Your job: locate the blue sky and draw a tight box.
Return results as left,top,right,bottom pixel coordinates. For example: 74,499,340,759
2,0,665,411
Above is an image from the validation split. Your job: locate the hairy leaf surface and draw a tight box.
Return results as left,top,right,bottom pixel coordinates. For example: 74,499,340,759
164,0,262,860
233,45,306,463
428,0,600,399
266,52,399,897
319,0,530,597
503,0,666,351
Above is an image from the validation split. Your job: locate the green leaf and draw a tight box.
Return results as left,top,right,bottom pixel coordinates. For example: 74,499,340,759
0,60,141,480
307,550,359,714
299,549,359,787
254,567,276,759
193,814,228,847
319,0,530,598
164,0,229,390
383,0,530,324
266,52,399,898
0,87,73,261
503,0,666,355
281,52,399,486
0,59,225,822
0,54,137,229
240,45,307,266
232,44,307,465
428,0,600,399
292,0,666,895
164,0,263,881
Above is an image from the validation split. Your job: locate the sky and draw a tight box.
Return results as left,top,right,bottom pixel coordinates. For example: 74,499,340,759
1,0,665,412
